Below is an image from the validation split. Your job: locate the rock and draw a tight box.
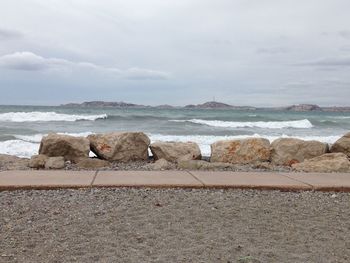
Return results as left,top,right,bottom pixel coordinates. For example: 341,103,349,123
0,154,29,170
210,138,270,164
270,138,328,166
150,142,201,162
177,160,234,170
45,157,65,169
88,132,150,162
75,158,110,169
29,154,48,169
331,132,350,157
292,153,350,173
145,158,174,170
39,133,90,161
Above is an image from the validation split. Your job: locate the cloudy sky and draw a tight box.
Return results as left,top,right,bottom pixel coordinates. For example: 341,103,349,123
0,0,350,106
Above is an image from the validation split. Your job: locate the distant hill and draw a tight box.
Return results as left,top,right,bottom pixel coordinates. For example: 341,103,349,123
61,101,146,108
184,101,256,110
284,104,322,112
60,101,350,112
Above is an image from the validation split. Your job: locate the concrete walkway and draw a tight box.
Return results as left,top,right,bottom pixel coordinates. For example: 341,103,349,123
0,170,350,192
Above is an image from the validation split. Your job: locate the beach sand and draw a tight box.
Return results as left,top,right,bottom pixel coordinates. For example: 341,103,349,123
1,188,349,262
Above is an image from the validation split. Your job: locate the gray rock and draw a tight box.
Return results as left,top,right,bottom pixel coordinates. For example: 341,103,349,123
39,133,90,161
0,154,29,170
331,132,350,157
29,154,48,169
88,132,150,162
210,138,271,164
292,153,350,173
271,138,328,166
150,142,201,162
45,157,65,169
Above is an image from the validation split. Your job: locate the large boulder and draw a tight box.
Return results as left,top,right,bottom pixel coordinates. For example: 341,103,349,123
270,138,328,166
0,154,29,170
331,132,350,157
88,132,150,162
210,138,270,164
150,142,201,162
292,153,350,173
39,133,90,161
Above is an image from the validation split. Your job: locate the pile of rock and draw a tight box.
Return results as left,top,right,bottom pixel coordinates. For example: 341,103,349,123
29,132,150,170
3,130,350,173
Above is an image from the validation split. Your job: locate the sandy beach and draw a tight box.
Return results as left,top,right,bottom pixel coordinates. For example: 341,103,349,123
1,188,349,262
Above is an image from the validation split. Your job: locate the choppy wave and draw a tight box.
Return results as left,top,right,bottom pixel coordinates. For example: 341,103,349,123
171,119,313,129
0,132,342,158
0,112,107,122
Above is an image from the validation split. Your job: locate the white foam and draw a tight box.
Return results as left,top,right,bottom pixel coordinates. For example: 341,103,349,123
0,140,39,158
0,112,107,122
171,119,313,129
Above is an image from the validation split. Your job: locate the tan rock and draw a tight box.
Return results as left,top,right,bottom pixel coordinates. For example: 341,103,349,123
0,154,29,170
177,160,234,170
88,132,150,162
150,142,201,162
29,154,48,169
45,156,65,169
145,158,174,170
331,132,350,157
39,133,90,161
210,138,270,164
75,158,110,169
292,153,350,173
270,138,328,166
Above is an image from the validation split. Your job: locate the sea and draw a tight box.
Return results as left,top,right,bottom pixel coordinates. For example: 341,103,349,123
1,105,350,158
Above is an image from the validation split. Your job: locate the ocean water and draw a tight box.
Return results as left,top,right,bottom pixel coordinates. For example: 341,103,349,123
0,105,349,158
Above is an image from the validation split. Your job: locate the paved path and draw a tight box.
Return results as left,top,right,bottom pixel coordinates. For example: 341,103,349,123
1,170,350,192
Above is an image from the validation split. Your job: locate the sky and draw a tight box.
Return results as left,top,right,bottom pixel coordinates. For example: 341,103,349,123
0,0,350,106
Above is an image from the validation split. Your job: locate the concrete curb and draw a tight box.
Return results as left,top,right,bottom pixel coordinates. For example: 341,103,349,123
0,170,349,192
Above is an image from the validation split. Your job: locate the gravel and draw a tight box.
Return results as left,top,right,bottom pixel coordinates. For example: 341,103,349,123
1,188,349,262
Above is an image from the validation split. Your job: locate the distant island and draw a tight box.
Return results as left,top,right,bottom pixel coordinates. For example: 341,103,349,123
60,101,350,112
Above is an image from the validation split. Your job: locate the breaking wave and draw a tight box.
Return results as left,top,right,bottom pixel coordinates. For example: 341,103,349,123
0,112,107,122
171,119,313,129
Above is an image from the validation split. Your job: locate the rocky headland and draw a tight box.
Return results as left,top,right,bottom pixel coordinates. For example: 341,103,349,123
60,101,350,112
1,131,350,173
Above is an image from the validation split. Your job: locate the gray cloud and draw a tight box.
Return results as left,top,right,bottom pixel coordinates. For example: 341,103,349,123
296,56,350,67
339,30,350,39
0,28,22,40
256,47,289,55
0,0,350,106
0,52,170,80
